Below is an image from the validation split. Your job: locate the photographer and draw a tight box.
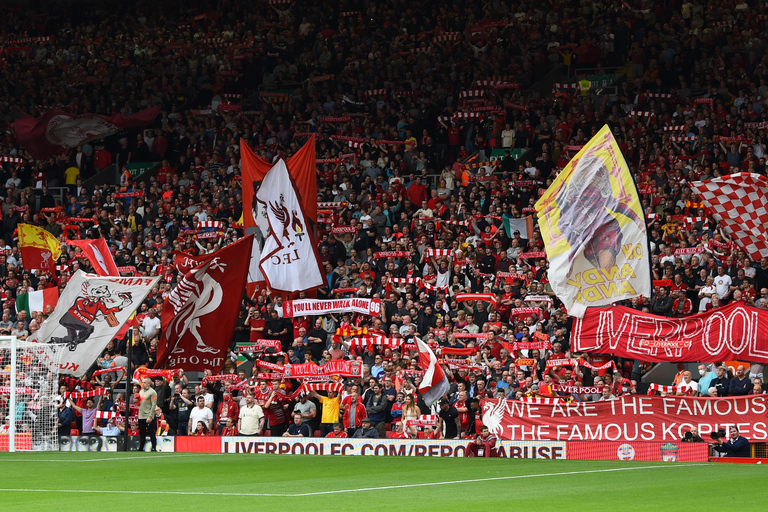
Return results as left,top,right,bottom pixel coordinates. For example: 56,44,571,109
681,427,705,443
711,426,751,457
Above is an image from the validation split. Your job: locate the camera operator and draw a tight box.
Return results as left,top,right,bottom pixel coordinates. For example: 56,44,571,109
711,426,751,457
681,427,705,443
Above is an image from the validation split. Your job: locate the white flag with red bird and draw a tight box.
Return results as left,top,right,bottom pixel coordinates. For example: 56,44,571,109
255,159,325,292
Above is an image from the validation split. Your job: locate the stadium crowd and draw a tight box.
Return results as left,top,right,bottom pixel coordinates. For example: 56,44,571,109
0,0,767,446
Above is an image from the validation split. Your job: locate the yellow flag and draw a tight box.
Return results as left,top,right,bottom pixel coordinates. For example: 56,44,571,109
534,125,650,317
18,224,62,261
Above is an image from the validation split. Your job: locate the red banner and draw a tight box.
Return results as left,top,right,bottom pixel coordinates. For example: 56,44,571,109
480,395,768,443
13,106,159,160
572,302,768,363
156,236,252,372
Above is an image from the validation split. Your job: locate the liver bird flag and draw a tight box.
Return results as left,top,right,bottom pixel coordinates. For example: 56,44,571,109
18,224,62,272
254,159,324,293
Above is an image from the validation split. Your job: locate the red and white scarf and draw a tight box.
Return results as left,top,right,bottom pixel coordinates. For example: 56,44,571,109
92,367,125,378
519,397,566,405
551,384,602,395
66,387,109,399
405,415,439,427
647,383,691,395
578,359,617,372
455,293,497,306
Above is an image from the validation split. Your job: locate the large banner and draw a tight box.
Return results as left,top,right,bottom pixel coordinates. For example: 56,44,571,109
156,236,252,372
32,271,159,377
171,436,706,462
282,298,382,318
480,395,768,443
572,301,768,364
13,106,159,160
241,136,317,228
534,125,651,317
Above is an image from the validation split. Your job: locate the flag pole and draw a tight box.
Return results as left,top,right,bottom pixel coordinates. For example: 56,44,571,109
123,328,132,451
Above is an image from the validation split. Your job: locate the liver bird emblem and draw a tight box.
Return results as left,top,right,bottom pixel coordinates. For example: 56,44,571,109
482,399,506,438
269,194,291,240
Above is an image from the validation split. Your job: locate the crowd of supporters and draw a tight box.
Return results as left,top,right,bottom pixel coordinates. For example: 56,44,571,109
0,0,768,443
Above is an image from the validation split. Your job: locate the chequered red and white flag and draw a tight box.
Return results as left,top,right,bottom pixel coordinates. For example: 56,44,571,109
691,173,768,261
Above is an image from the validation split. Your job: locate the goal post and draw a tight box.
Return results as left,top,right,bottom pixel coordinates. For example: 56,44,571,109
0,337,66,452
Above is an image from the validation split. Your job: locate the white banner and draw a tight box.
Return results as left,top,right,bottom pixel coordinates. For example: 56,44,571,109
255,159,324,292
282,298,382,318
32,271,160,376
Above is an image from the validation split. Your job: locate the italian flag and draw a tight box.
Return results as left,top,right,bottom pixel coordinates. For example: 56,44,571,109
16,288,59,315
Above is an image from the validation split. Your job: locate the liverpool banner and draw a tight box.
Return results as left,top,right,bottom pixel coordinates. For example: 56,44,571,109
534,125,650,317
255,159,324,292
282,298,382,318
31,271,159,376
285,360,363,378
156,236,252,372
480,395,768,443
572,301,768,363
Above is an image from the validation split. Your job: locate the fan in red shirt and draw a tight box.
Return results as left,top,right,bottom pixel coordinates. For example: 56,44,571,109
215,392,239,434
325,422,349,438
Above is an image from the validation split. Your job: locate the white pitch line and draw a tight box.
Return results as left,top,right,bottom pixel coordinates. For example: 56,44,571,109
0,463,700,497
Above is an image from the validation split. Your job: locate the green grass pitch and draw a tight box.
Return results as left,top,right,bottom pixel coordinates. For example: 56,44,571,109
0,452,764,511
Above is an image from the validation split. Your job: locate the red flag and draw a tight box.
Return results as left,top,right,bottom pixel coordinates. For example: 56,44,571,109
66,239,120,276
155,235,253,372
13,106,160,160
171,250,209,273
241,136,317,228
415,337,450,406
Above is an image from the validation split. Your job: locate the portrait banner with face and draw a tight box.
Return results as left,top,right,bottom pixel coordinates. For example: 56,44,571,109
31,271,160,377
535,125,651,317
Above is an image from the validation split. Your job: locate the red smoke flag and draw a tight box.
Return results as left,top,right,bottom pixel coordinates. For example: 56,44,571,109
66,239,120,276
415,337,450,406
13,106,160,160
155,235,253,372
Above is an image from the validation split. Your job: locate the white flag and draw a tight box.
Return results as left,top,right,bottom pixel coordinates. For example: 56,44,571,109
32,271,160,377
255,159,324,292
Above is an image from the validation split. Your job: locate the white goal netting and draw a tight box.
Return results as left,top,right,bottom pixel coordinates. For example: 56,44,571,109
0,338,66,451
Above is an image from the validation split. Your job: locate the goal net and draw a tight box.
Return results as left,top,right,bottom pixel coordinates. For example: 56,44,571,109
0,337,66,451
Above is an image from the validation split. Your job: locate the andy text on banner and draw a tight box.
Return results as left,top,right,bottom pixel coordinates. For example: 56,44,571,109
534,125,651,317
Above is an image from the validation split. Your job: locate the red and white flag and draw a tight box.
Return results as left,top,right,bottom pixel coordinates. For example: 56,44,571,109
155,235,252,372
13,106,159,160
255,159,324,292
66,239,119,276
415,337,450,406
171,250,209,273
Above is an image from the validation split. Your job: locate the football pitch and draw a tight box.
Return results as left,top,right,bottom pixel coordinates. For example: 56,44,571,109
0,452,764,511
